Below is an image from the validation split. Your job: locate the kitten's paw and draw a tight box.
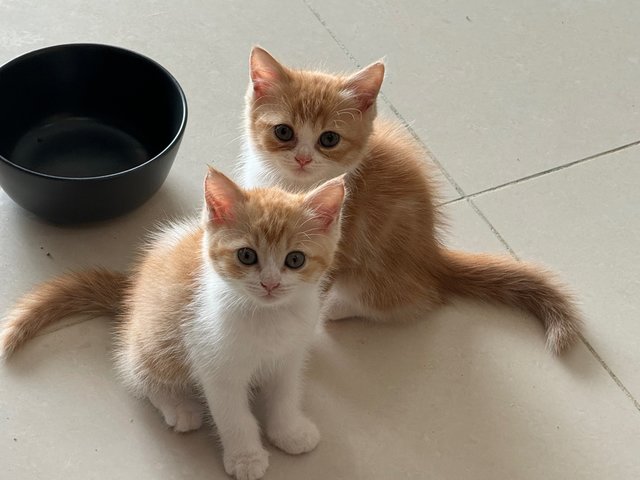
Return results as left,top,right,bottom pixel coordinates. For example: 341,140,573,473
267,417,320,455
322,298,361,322
223,448,269,480
149,394,204,433
171,400,204,432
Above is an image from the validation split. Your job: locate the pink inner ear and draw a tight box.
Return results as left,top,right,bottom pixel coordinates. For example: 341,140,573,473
250,63,278,97
355,92,376,111
346,62,385,111
304,177,346,233
312,205,341,232
204,168,244,225
205,191,234,225
251,74,277,98
250,48,286,98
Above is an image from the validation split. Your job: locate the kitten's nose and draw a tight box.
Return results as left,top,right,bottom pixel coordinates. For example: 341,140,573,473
260,281,280,293
295,155,312,167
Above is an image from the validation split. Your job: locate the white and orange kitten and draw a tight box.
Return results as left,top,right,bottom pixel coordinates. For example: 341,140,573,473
1,167,346,480
240,47,582,354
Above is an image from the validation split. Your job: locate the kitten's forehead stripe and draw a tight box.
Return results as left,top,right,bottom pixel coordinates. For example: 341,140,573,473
245,191,308,245
283,71,354,126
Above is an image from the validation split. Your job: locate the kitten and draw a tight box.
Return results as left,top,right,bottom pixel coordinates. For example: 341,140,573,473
0,167,346,480
239,47,582,354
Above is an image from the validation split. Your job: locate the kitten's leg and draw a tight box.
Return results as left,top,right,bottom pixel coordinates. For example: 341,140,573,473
262,351,320,455
201,377,269,480
322,285,364,321
147,390,204,433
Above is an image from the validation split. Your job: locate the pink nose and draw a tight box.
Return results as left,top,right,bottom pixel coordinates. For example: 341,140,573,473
295,155,312,167
260,281,280,293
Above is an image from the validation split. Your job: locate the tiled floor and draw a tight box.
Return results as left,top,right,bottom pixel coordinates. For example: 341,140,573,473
1,1,639,479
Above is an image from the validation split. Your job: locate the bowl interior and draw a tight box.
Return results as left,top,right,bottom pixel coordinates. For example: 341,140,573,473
0,44,185,178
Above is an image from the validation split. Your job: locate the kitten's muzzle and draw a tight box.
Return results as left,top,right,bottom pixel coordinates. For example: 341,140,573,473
295,154,312,167
260,281,281,294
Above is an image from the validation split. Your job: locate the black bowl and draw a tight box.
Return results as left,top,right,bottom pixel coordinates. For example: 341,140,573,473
0,43,187,224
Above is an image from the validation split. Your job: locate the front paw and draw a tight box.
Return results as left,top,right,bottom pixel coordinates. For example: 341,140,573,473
267,417,320,455
223,448,269,480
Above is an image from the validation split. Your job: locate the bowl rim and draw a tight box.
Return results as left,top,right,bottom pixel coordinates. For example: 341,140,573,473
0,42,188,181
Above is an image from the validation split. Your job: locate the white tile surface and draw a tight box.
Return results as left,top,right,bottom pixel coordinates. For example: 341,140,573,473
1,319,227,480
3,299,640,479
473,146,640,399
1,1,639,479
440,200,507,253
306,0,640,193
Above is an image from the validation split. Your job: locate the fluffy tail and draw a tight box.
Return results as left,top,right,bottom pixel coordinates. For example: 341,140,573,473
0,268,129,358
438,250,582,354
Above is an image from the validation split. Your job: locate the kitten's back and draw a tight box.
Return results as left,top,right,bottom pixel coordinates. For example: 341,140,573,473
331,119,582,352
334,119,445,307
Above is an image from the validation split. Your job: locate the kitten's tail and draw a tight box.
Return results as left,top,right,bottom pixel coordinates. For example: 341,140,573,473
438,250,582,354
0,269,128,359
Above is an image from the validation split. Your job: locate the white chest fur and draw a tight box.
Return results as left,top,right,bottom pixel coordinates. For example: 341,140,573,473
185,264,319,381
182,262,322,478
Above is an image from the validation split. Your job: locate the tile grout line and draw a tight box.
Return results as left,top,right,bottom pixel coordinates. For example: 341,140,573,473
304,0,640,413
442,138,640,206
438,197,465,207
579,333,640,412
466,198,519,259
378,91,467,199
448,187,640,414
302,0,361,67
302,0,466,199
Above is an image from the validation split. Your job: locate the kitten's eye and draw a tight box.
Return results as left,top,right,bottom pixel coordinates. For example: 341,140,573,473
237,248,258,266
274,124,294,142
284,251,305,269
318,131,340,148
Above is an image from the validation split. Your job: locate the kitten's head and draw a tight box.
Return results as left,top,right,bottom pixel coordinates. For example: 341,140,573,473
203,167,345,307
245,47,384,187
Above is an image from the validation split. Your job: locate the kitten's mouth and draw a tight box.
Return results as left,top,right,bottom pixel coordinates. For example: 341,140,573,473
293,166,311,175
292,168,319,182
260,292,281,302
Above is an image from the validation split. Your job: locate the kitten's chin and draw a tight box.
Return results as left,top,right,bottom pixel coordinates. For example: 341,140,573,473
281,163,313,178
282,166,324,188
251,292,291,307
283,161,352,188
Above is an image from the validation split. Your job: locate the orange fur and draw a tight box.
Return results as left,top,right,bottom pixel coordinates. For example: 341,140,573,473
0,269,128,357
1,168,345,476
1,168,342,381
114,224,203,394
244,48,583,354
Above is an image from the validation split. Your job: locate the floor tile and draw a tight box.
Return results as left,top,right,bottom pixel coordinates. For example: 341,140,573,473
473,145,640,400
306,0,640,193
3,299,640,479
2,1,639,479
440,199,507,253
0,319,226,480
307,303,640,480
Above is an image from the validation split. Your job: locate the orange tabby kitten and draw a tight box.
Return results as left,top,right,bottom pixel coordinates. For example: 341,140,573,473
239,47,582,354
1,167,346,480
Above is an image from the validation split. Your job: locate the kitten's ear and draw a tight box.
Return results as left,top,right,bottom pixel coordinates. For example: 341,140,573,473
345,61,385,111
250,46,288,98
304,176,346,232
204,167,245,225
